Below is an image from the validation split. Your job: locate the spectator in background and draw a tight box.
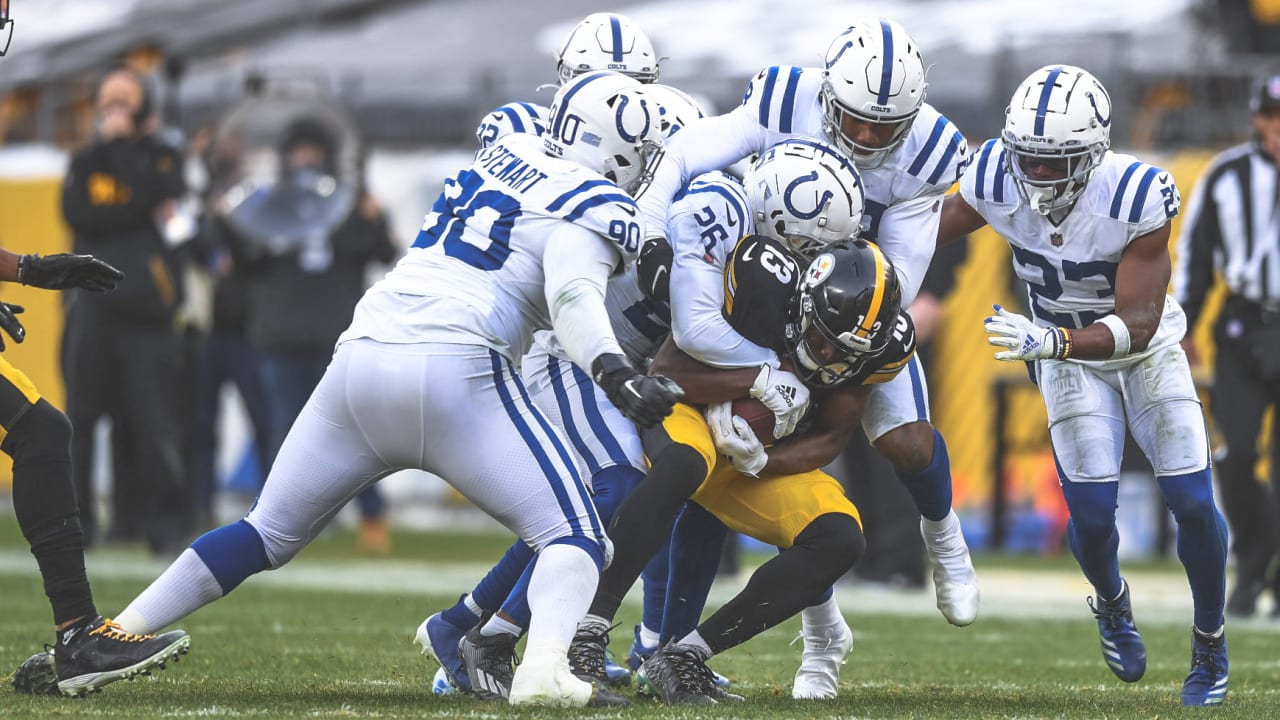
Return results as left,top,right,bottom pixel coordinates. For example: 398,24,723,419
184,124,273,529
225,118,398,554
60,65,191,555
1175,67,1280,619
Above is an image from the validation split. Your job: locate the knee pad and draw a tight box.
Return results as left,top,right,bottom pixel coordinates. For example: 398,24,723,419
792,512,866,576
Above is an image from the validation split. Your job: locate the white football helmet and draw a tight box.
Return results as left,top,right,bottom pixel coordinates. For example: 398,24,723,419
544,71,665,196
1002,64,1112,215
474,102,549,149
556,13,660,85
820,18,927,169
744,139,866,259
638,84,704,138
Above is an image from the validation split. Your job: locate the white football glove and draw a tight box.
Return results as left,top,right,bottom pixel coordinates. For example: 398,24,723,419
706,401,769,477
749,364,810,440
983,305,1070,362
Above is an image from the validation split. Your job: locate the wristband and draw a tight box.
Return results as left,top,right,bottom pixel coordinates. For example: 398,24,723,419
1097,314,1131,359
16,254,33,285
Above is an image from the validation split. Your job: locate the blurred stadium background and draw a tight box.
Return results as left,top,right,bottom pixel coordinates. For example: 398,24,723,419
0,0,1277,589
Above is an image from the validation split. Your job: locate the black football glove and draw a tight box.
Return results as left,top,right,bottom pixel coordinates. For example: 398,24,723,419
0,303,26,351
636,236,673,303
592,353,684,429
19,253,125,292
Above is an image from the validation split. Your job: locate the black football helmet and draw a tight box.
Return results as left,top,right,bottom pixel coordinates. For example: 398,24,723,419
787,238,902,387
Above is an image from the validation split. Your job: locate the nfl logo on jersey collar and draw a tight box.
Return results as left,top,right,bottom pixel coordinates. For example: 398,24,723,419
1051,232,1064,247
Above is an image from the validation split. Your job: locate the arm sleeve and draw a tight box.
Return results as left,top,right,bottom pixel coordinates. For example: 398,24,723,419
637,107,767,240
873,193,942,307
544,223,626,371
1171,170,1221,331
668,214,778,369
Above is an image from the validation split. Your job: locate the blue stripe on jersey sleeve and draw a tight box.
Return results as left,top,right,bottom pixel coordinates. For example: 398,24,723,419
548,179,615,212
758,67,780,128
926,130,965,185
993,150,1007,202
1127,166,1161,223
1109,161,1142,220
564,192,636,223
973,139,997,200
908,116,948,177
778,67,802,134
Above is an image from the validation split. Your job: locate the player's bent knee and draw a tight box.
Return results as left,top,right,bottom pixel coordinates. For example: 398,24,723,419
873,421,935,474
793,512,866,577
655,443,712,497
4,400,72,466
546,535,608,571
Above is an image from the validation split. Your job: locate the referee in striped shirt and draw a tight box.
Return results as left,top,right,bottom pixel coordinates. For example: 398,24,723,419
1174,68,1280,619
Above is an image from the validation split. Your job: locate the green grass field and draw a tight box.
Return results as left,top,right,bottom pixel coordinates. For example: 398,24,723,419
2,524,1278,719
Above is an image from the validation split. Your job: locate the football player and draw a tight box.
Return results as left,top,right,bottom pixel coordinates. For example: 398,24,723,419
1,249,190,697
107,71,681,708
418,84,736,703
578,232,914,705
633,17,979,630
938,65,1229,707
569,139,895,703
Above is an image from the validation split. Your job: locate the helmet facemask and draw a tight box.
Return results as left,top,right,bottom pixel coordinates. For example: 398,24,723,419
1003,137,1105,215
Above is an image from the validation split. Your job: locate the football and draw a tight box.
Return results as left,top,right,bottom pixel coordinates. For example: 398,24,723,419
731,396,777,446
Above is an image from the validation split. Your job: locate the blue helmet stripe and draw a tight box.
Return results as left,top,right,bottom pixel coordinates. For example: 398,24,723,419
1033,67,1064,136
551,71,607,138
1109,161,1142,219
497,106,525,133
609,15,624,62
783,137,862,183
778,67,803,133
877,19,894,105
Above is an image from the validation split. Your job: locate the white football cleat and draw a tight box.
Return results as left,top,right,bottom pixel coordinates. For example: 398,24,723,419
792,617,853,699
922,510,980,627
508,642,594,707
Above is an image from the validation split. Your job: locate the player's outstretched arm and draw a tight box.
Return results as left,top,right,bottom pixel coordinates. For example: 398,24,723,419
17,252,125,292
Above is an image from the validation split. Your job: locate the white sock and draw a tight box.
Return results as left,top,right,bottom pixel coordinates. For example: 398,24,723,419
802,596,844,631
115,549,224,634
463,594,484,618
921,509,959,539
526,544,599,650
639,624,661,648
481,614,523,638
676,630,713,659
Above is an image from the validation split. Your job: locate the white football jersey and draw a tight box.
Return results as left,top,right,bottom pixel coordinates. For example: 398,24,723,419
961,139,1187,366
667,171,769,369
340,133,644,361
638,65,967,305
